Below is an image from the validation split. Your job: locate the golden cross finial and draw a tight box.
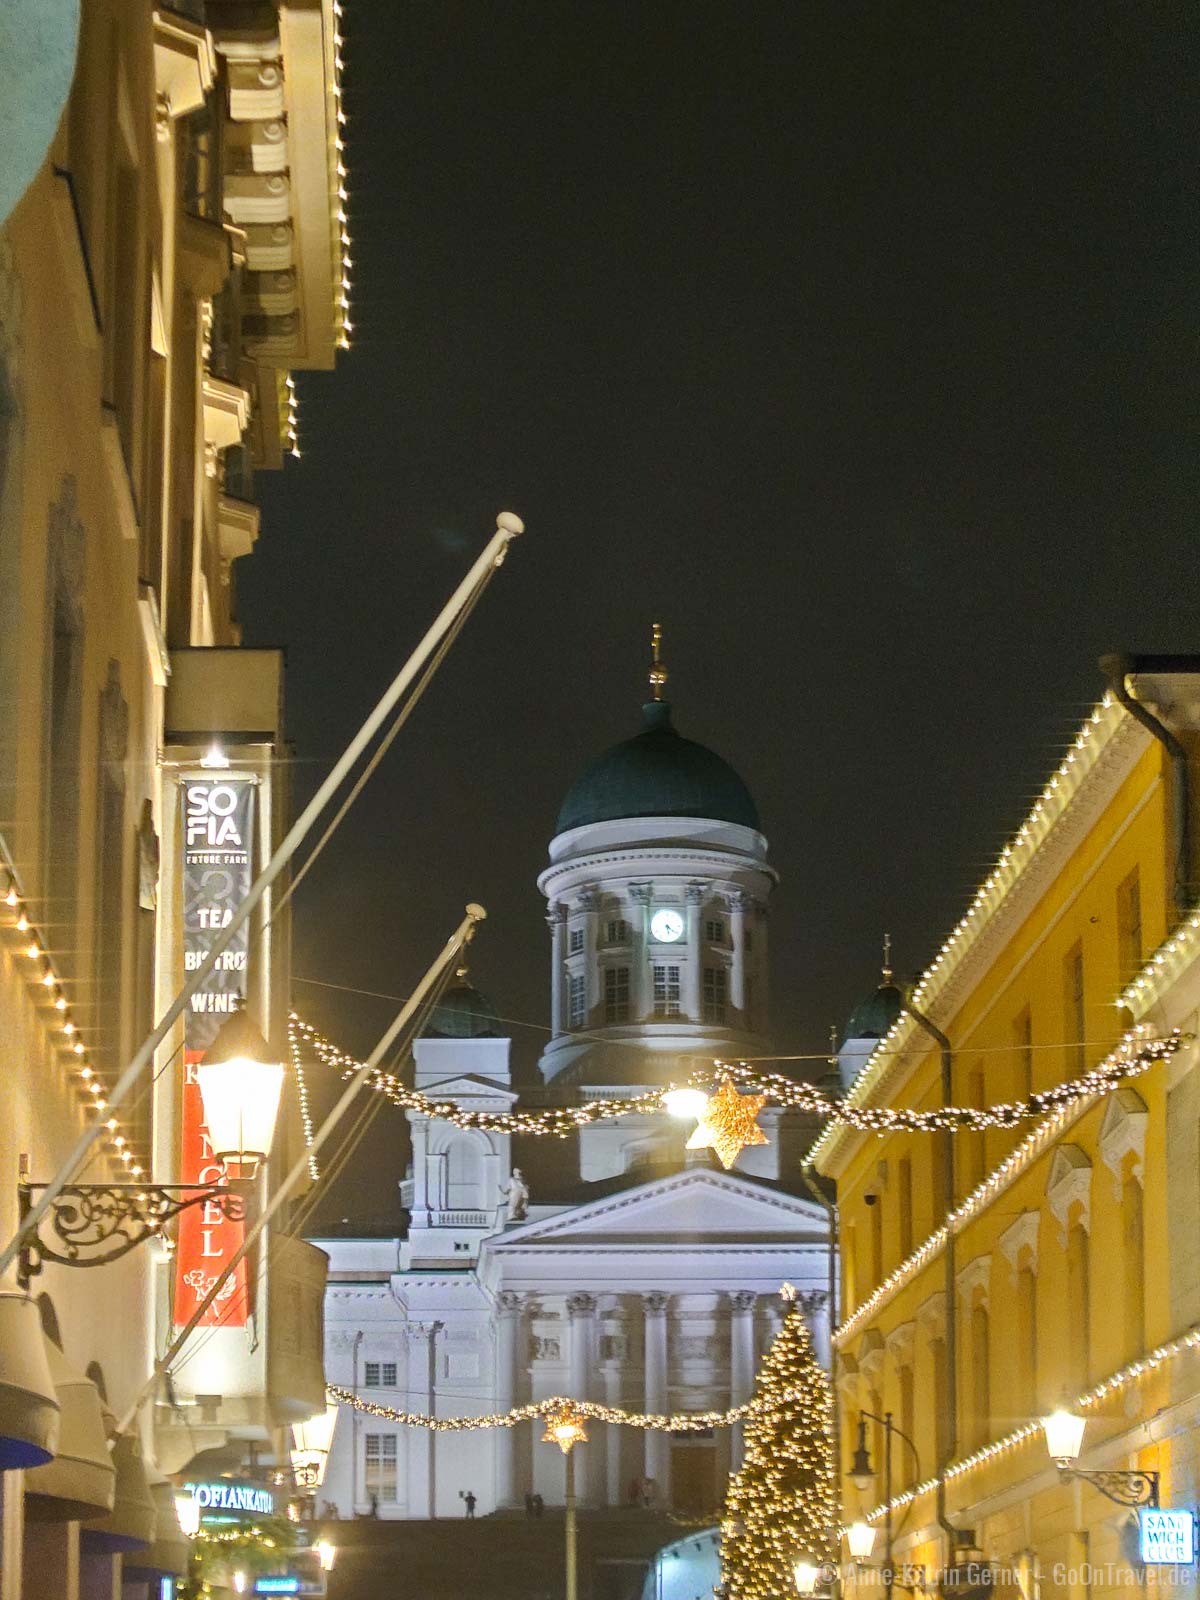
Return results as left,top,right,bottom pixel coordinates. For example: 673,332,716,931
881,934,893,986
648,622,668,701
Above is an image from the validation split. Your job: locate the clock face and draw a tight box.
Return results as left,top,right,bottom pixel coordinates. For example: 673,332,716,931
650,908,685,943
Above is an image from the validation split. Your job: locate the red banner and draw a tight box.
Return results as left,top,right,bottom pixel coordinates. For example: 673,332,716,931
173,778,256,1328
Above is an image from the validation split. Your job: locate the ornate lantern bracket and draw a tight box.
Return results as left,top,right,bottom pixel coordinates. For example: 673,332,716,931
17,1179,250,1287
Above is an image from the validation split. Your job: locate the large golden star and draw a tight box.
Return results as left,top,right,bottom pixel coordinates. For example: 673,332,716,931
685,1078,769,1169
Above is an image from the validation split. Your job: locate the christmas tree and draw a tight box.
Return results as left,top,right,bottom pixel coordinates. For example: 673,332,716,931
720,1291,837,1600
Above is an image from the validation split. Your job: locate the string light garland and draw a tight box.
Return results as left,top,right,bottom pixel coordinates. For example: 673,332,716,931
326,1385,754,1434
329,0,352,349
287,1017,320,1182
1,857,145,1179
858,1321,1200,1525
831,1025,1187,1346
1118,900,1200,1015
721,1299,837,1600
290,1014,1182,1138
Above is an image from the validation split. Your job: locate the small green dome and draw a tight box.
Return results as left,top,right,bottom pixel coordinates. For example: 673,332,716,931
844,982,903,1042
556,701,760,834
423,970,501,1038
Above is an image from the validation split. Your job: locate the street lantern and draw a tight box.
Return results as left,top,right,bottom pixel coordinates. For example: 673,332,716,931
291,1403,339,1489
315,1539,337,1572
793,1559,822,1596
175,1491,201,1537
1041,1408,1086,1465
662,1088,710,1120
847,1521,878,1560
197,1003,284,1170
849,1416,874,1492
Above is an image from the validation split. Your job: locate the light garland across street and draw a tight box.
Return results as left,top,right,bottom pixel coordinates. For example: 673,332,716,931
289,1013,1182,1138
326,1384,754,1434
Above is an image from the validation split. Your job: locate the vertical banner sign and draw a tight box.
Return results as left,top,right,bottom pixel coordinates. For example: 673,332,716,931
174,778,256,1328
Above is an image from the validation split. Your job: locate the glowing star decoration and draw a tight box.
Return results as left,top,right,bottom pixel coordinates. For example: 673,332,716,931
542,1404,588,1454
686,1078,769,1170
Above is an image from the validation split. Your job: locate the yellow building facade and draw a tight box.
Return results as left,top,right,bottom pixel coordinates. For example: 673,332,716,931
814,661,1200,1600
0,3,348,1595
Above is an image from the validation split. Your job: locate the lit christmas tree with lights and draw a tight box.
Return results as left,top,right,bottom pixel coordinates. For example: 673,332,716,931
720,1289,837,1600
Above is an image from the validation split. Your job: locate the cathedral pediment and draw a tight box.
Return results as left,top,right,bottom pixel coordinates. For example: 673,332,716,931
415,1072,518,1105
484,1166,825,1248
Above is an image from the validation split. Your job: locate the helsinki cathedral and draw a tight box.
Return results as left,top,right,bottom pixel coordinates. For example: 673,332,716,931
315,640,839,1521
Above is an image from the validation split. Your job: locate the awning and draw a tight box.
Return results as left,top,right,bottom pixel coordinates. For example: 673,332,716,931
81,1431,156,1552
124,1471,191,1580
0,1291,59,1470
23,1339,115,1522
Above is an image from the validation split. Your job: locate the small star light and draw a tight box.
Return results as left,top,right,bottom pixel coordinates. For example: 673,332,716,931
686,1078,769,1170
543,1404,588,1454
779,1281,798,1303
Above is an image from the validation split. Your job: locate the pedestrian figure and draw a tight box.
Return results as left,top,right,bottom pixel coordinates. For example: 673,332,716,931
533,1492,545,1518
525,1492,535,1519
465,1489,477,1518
369,1492,379,1519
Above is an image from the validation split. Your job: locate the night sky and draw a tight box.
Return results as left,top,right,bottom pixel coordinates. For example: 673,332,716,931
239,2,1197,1211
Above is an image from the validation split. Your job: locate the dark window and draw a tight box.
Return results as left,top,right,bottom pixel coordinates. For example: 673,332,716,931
702,966,727,1024
604,966,630,1024
705,917,726,944
568,927,584,956
1117,869,1143,982
568,973,586,1028
605,919,629,945
1013,1006,1033,1102
1063,944,1085,1071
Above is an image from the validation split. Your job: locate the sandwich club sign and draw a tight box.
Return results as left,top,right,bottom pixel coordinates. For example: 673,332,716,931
174,778,256,1328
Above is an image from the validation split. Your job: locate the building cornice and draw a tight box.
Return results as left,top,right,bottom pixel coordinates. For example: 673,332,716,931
813,699,1148,1176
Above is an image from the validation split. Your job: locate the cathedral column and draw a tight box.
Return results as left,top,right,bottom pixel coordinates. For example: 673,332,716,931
494,1293,521,1508
602,1307,626,1507
629,884,653,1019
684,883,704,1020
568,1293,598,1505
547,903,567,1036
642,1292,670,1499
729,891,751,1016
729,1291,757,1468
580,888,602,1012
406,1322,439,1518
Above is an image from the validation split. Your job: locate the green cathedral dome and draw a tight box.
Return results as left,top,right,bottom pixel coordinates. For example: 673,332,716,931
844,981,903,1042
556,700,760,834
423,970,501,1038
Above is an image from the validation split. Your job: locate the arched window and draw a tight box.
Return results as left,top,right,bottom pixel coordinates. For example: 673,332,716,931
970,1303,990,1449
445,1135,485,1209
1016,1262,1038,1415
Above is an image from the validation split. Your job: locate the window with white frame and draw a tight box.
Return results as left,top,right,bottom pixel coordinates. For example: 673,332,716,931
653,965,681,1018
364,1433,398,1502
569,927,584,956
363,1361,398,1388
605,919,629,945
605,966,630,1023
704,917,726,945
568,973,587,1028
703,966,728,1024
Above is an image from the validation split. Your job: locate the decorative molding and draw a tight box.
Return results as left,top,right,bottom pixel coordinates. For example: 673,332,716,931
628,883,653,905
886,1320,916,1364
567,1292,598,1316
798,1290,829,1316
730,1290,757,1313
858,1327,885,1385
997,1210,1041,1276
1046,1144,1092,1243
643,1291,669,1315
1098,1088,1149,1197
836,1352,861,1402
496,1291,521,1314
956,1253,992,1306
686,882,705,904
916,1291,946,1339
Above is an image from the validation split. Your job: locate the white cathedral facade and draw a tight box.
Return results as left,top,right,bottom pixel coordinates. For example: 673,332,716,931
314,678,832,1521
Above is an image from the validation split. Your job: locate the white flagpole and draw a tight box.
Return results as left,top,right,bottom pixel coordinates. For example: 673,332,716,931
0,513,522,1280
115,903,486,1434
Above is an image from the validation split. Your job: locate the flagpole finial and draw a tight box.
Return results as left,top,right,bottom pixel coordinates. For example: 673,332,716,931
882,933,893,987
648,623,668,702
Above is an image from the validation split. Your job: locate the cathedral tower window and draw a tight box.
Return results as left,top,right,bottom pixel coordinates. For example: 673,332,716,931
568,973,587,1028
653,964,681,1017
605,918,629,945
569,927,584,955
363,1361,397,1388
364,1434,398,1502
605,966,630,1023
702,966,728,1024
705,917,726,944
